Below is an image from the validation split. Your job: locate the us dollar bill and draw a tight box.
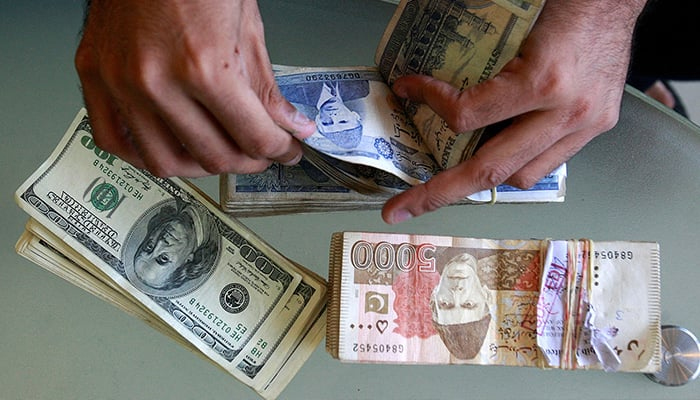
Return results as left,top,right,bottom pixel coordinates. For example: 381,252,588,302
327,232,661,373
14,109,327,400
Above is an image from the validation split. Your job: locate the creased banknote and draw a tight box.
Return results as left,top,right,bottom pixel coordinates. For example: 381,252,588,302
221,0,555,211
327,232,660,373
14,109,327,399
376,0,545,168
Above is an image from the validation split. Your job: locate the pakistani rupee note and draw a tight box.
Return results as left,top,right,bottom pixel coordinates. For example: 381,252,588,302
221,0,555,210
220,161,565,216
275,65,438,193
327,232,660,373
376,0,546,168
14,109,327,399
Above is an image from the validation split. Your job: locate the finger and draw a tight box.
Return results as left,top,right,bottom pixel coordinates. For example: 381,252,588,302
381,111,568,224
146,82,275,175
78,70,145,169
117,102,213,178
392,72,539,133
504,127,594,189
194,78,308,168
265,85,317,141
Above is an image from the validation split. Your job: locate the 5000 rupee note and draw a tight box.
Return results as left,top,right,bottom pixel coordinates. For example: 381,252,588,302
327,232,660,373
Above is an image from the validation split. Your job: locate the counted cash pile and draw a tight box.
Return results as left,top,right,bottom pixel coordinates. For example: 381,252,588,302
221,0,563,216
14,110,327,400
327,232,661,373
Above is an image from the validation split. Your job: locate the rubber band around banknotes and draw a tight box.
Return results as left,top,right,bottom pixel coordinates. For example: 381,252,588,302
489,187,497,204
469,187,498,205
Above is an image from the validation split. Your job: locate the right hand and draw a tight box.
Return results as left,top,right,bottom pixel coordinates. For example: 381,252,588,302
381,0,647,224
75,0,316,177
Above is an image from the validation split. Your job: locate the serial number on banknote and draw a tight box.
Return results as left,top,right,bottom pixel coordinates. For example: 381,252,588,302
594,250,635,260
304,72,363,81
189,299,248,342
352,343,405,354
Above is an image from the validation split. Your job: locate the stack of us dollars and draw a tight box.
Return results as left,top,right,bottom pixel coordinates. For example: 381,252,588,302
14,109,327,400
221,0,565,216
327,232,661,373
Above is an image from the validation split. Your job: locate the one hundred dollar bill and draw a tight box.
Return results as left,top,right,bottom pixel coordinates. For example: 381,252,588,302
14,109,327,399
327,232,661,373
16,218,328,399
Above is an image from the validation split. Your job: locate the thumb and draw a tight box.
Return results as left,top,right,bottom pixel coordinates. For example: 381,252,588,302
266,86,317,140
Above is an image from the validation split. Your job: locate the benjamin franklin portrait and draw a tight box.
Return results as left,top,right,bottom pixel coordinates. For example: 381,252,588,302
123,198,220,297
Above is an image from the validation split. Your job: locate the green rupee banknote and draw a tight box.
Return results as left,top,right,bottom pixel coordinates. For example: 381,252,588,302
14,109,327,400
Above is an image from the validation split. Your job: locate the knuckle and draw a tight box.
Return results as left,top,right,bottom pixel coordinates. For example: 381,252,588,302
446,108,477,133
563,96,619,133
74,44,95,75
181,52,215,89
533,66,567,100
127,56,167,100
246,136,286,159
415,183,454,213
476,162,513,189
596,107,620,132
561,97,594,129
179,44,229,93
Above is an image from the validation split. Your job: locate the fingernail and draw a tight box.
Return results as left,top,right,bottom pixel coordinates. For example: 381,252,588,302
292,109,312,124
281,151,303,166
389,209,413,224
292,111,315,133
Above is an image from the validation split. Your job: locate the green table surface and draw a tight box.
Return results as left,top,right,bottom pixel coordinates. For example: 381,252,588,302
2,1,698,399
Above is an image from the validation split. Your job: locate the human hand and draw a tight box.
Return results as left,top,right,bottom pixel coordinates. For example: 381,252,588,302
381,0,647,224
75,0,316,178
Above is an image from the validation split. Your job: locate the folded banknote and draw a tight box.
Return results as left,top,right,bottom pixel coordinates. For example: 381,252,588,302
327,232,661,373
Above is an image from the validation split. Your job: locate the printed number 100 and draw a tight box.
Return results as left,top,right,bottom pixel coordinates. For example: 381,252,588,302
350,240,436,273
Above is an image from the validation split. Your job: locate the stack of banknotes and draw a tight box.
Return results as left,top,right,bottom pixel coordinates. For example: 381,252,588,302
14,110,328,400
221,0,567,216
327,232,661,373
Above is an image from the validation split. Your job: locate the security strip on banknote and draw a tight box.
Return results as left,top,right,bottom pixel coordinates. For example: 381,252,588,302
327,232,661,373
221,0,560,215
14,109,327,400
